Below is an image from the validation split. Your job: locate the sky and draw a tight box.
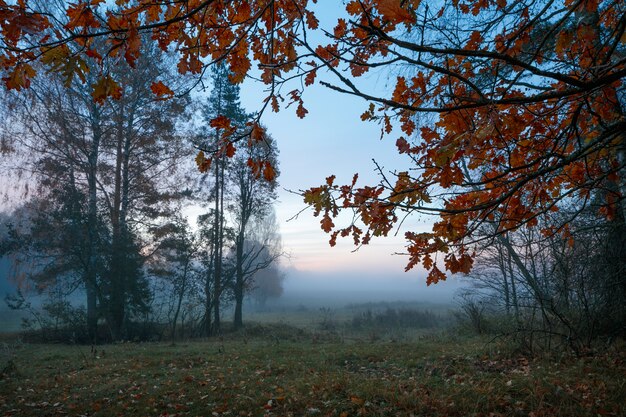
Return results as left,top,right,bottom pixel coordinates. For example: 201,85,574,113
0,2,468,305
230,8,468,303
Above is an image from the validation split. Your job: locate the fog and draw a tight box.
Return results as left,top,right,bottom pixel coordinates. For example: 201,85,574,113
269,267,467,309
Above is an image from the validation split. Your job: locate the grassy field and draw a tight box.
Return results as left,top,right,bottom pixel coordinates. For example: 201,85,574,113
0,323,624,417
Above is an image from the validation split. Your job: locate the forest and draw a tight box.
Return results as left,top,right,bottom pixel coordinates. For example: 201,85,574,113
0,0,625,416
0,54,285,343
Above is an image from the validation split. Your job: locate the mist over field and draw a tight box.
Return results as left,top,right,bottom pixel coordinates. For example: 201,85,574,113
276,267,464,307
0,261,463,333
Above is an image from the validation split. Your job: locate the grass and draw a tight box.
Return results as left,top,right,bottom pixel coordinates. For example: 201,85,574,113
0,326,624,417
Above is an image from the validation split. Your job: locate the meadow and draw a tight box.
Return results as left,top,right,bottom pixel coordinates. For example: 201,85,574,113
0,305,624,417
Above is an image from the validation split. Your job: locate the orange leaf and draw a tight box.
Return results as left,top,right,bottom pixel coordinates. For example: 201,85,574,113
225,141,236,158
91,75,122,104
377,0,415,24
392,76,408,103
427,266,447,285
305,10,319,29
296,103,308,118
250,123,265,142
150,81,174,99
465,31,483,50
210,115,232,130
3,63,36,91
66,3,101,30
247,158,261,178
305,69,317,86
321,214,334,233
263,161,276,182
195,150,212,173
334,19,348,38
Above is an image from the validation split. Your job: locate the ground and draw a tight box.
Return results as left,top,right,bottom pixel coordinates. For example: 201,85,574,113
0,325,624,417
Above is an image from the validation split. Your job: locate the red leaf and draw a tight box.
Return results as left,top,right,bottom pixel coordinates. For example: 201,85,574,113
396,137,410,153
427,266,447,285
263,161,276,182
296,103,308,118
225,141,236,158
150,81,174,99
321,214,334,233
377,0,415,24
250,123,265,142
210,115,231,130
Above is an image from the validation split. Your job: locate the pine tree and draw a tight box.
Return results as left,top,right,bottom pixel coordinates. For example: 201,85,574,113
200,62,280,332
201,62,249,335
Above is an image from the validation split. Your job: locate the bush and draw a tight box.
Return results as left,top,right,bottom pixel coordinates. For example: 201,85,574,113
350,308,441,330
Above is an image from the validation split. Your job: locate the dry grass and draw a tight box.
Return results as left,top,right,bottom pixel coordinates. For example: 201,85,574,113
0,329,624,416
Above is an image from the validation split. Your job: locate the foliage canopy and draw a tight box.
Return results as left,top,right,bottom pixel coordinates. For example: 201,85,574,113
1,0,625,281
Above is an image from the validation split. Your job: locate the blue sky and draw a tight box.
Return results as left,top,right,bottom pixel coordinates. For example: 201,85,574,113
234,30,467,301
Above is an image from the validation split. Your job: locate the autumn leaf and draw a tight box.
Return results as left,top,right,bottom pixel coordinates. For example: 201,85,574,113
41,45,90,86
392,76,409,103
305,69,317,86
555,30,573,56
195,150,205,168
296,103,308,118
225,141,236,158
377,0,415,24
210,115,232,130
250,123,265,143
321,214,335,233
123,25,142,67
247,158,261,178
196,150,212,173
427,266,447,285
263,161,276,182
91,75,122,104
334,19,348,38
445,252,473,274
465,31,483,50
150,81,174,99
3,63,36,91
305,10,319,29
65,3,101,30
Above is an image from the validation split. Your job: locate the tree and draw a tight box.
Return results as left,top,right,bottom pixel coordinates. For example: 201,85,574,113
1,0,624,282
96,41,191,340
250,263,285,310
197,62,250,335
197,62,280,331
149,214,199,342
463,203,626,350
229,209,282,326
228,123,279,328
296,1,626,284
1,33,191,341
2,65,110,342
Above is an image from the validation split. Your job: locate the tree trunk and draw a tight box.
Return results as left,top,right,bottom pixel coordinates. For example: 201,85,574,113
171,262,188,342
86,103,102,344
204,244,214,337
497,242,511,315
108,106,127,341
212,154,222,335
506,249,521,325
233,234,244,329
